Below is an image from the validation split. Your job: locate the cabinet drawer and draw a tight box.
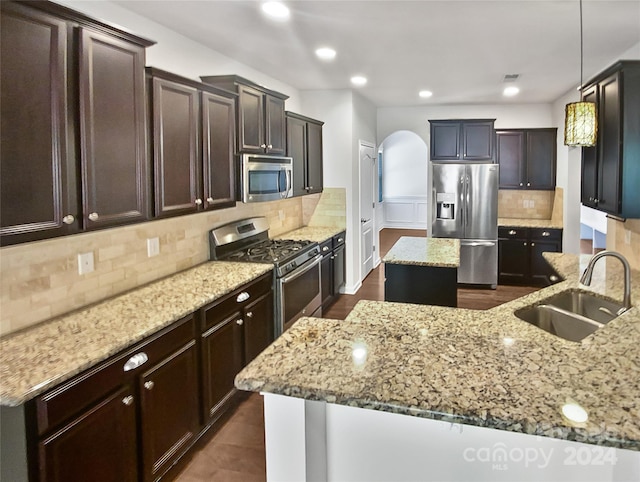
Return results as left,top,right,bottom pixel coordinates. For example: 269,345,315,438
332,231,346,248
498,226,528,239
202,272,272,330
530,228,562,241
35,315,195,436
320,239,332,255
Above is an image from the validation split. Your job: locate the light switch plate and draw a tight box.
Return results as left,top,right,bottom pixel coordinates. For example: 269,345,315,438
147,237,160,257
78,252,94,275
278,210,285,221
625,230,631,245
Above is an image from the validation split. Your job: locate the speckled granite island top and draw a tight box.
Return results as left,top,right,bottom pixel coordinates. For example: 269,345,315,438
0,261,272,406
383,237,460,268
275,226,344,243
236,253,640,450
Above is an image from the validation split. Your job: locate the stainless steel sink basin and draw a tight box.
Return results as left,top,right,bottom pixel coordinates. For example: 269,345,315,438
514,290,626,342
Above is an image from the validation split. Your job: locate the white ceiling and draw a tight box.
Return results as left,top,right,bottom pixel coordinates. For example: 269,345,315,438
114,0,640,107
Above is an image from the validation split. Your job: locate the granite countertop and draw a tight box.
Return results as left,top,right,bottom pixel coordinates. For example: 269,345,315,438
382,237,459,268
275,226,345,244
0,261,273,406
236,253,640,450
498,217,564,229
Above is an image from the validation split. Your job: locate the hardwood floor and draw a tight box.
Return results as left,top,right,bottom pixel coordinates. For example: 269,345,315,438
176,228,543,482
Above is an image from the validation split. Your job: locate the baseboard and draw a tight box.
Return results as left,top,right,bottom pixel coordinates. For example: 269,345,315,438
381,222,428,230
343,280,362,295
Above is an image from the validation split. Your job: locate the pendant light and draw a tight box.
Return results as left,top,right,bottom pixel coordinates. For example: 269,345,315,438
564,0,597,147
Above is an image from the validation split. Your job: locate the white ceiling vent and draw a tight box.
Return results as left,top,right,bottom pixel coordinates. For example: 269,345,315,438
503,74,520,82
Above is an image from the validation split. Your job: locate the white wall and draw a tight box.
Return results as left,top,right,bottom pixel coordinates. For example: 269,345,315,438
380,131,428,198
54,0,302,111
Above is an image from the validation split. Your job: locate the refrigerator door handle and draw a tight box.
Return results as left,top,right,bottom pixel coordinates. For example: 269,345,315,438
463,241,497,247
465,175,470,227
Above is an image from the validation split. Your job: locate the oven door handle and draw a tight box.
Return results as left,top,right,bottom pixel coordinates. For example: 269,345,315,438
280,254,322,284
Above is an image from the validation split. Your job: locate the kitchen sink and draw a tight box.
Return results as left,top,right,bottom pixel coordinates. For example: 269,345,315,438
514,290,626,342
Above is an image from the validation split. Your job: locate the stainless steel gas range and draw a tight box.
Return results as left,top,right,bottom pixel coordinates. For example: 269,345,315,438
209,217,322,337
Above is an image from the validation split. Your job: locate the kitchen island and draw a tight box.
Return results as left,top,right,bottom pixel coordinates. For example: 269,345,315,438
236,253,640,481
383,236,459,307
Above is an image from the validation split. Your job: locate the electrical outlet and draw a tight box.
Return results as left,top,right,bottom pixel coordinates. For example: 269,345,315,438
625,229,632,245
78,252,94,275
278,209,285,221
523,200,530,208
529,200,535,208
147,237,160,257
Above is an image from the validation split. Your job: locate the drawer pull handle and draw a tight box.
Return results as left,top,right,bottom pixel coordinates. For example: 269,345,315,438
542,231,550,236
509,230,517,235
88,212,99,221
123,352,148,372
246,311,253,318
144,381,155,391
236,292,250,303
236,319,244,326
122,395,134,406
322,246,329,252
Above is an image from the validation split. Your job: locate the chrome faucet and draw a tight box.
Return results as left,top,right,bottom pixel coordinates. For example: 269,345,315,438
579,251,632,314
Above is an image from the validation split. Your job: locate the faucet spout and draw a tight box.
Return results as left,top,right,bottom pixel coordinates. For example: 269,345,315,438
579,251,632,312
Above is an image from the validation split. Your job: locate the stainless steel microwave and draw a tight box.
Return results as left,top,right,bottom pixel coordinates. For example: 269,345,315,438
241,154,293,203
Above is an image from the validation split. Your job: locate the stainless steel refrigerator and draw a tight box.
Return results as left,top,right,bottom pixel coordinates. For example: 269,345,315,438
430,162,498,287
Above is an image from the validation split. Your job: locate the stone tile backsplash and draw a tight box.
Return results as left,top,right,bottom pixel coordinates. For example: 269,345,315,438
498,190,555,219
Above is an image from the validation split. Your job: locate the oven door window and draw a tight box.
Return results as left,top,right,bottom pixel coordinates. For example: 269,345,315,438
282,262,320,323
249,170,286,195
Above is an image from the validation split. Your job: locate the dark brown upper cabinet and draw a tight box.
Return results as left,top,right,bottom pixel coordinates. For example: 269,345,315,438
496,128,557,190
429,119,495,161
581,61,640,218
147,68,237,218
286,112,324,196
200,75,288,155
0,0,155,246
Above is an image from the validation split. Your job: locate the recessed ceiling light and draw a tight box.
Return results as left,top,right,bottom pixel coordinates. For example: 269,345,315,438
351,75,367,86
315,47,336,60
261,1,290,20
419,90,433,98
503,86,520,97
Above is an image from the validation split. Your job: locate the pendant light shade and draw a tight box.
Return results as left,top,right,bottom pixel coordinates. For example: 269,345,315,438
564,101,597,146
563,0,597,147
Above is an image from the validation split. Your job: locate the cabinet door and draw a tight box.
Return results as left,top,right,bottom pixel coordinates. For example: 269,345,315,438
332,244,346,297
152,78,201,217
201,311,244,422
530,240,561,286
462,121,494,160
0,4,78,245
39,386,138,482
496,131,525,188
320,252,333,308
597,72,622,215
202,91,236,210
498,237,529,285
243,291,273,365
581,85,599,208
238,85,265,153
265,95,286,155
286,115,308,196
79,28,150,229
139,341,199,482
526,129,556,190
430,122,460,160
306,121,324,194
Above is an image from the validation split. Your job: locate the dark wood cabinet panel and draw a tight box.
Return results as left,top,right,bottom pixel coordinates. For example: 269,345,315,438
286,112,324,197
320,240,333,309
243,291,273,364
79,28,150,229
430,119,495,162
498,237,529,285
265,95,286,155
139,340,199,482
385,264,457,307
581,61,640,218
0,3,78,245
202,92,236,209
496,129,556,190
201,311,244,423
151,78,201,217
332,243,346,297
238,85,265,153
38,386,138,482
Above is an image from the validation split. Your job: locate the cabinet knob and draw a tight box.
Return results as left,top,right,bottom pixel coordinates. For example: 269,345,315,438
594,198,600,203
62,214,75,225
322,246,329,252
195,198,203,205
550,275,559,283
267,144,273,149
260,144,267,149
246,311,253,318
519,183,523,187
236,292,250,303
589,197,594,201
309,186,314,190
236,319,244,326
338,238,344,243
122,395,134,406
330,255,335,260
523,242,528,246
88,212,99,221
144,381,155,391
508,230,517,235
207,197,214,203
527,182,531,187
542,231,550,236
531,242,535,247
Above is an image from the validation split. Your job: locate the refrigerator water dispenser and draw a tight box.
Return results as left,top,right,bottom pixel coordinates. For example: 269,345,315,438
436,193,456,220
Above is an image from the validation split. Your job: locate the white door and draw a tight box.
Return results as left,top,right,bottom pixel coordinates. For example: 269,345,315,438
360,141,375,279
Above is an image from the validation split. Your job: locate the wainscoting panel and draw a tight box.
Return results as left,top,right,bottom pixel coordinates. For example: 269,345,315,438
383,197,429,229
